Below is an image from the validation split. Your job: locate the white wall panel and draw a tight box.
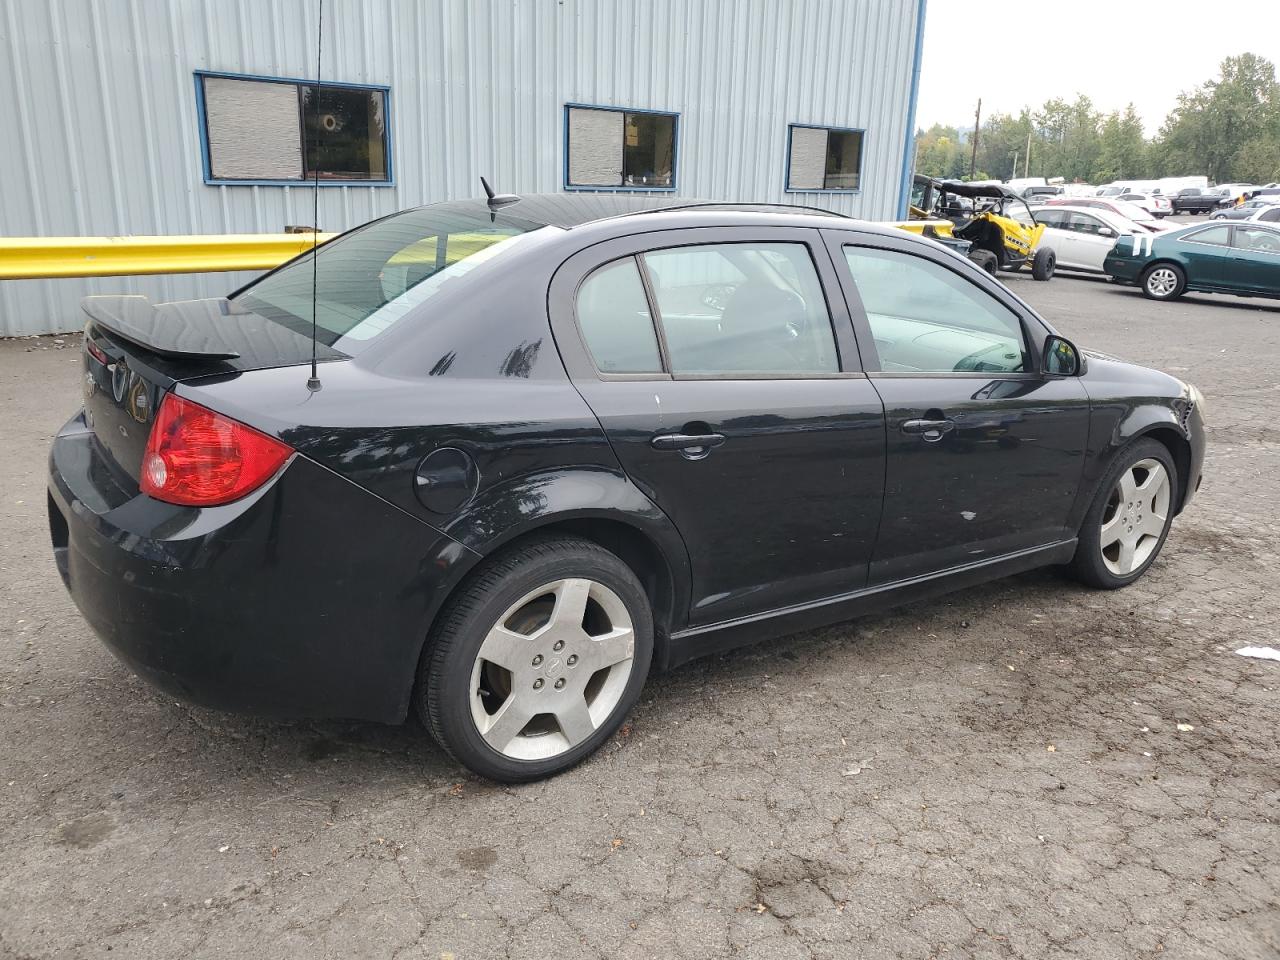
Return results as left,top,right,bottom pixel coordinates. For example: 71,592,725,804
0,0,923,335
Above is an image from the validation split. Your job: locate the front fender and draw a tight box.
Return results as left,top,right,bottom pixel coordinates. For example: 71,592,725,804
1069,393,1196,531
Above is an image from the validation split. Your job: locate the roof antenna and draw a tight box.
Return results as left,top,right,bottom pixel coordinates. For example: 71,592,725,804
306,0,325,392
480,176,520,220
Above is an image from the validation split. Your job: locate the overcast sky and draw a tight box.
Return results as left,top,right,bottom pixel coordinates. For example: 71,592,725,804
916,0,1280,136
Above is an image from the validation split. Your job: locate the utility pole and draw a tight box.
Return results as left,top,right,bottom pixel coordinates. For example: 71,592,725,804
1025,127,1032,178
1012,150,1019,181
969,98,981,179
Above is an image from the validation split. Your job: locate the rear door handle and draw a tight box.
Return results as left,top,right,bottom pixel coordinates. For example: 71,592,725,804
651,432,726,450
901,418,955,442
651,432,726,456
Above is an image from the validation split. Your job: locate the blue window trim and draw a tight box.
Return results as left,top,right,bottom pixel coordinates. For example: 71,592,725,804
784,123,866,195
562,102,679,193
193,69,394,187
897,0,929,218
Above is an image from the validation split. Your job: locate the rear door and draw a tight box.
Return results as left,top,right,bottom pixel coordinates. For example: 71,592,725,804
822,229,1090,585
549,226,886,627
1223,225,1280,293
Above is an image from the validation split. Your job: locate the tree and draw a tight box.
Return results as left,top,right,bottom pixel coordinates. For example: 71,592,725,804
1095,105,1147,183
914,123,967,180
1153,53,1280,182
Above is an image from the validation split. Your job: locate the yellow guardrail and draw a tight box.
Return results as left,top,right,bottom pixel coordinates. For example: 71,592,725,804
0,233,337,280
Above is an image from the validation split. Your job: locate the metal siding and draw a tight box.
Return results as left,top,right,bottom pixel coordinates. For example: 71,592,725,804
0,0,921,335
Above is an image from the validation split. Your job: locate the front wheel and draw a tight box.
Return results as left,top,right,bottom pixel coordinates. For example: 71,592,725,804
1068,438,1177,589
418,536,654,782
1141,263,1186,301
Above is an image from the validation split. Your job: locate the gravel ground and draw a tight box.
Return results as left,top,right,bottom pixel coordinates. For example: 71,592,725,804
1,261,1278,959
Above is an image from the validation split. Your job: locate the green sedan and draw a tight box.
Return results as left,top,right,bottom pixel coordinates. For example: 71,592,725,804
1104,221,1280,301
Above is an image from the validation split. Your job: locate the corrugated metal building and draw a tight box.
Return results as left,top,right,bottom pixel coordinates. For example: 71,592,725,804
0,0,927,335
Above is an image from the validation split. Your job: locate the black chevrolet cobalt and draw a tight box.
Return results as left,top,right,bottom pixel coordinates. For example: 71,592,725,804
49,195,1206,782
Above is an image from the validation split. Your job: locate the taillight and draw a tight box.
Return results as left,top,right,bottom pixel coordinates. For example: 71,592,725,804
140,393,292,507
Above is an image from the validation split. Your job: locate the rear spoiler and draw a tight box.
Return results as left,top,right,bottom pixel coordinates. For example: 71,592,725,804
82,295,241,360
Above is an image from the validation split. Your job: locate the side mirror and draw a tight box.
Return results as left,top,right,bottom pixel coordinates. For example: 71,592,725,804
1098,227,1116,238
1043,335,1083,377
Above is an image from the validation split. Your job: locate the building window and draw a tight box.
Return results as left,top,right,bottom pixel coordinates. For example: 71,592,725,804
196,71,391,185
565,105,677,190
786,124,864,192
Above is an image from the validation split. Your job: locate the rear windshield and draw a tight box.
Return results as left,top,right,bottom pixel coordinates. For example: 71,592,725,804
234,207,548,354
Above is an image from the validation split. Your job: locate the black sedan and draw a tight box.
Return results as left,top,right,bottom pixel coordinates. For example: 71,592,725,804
48,195,1206,782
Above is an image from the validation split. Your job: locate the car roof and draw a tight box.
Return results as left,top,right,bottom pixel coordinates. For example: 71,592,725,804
412,193,855,230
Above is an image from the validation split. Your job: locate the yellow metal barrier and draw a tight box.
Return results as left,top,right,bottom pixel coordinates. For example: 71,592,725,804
0,233,336,281
888,218,957,238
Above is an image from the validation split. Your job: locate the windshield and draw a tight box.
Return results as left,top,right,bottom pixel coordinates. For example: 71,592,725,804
234,207,548,354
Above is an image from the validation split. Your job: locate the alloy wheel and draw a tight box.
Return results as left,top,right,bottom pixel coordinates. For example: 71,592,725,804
1099,458,1170,576
1145,267,1179,298
469,578,635,761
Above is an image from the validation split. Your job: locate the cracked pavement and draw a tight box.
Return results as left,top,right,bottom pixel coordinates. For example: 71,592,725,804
2,258,1278,958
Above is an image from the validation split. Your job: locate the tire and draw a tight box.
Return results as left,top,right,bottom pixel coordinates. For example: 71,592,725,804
417,535,654,782
968,249,999,276
1068,438,1177,590
1140,262,1186,301
1031,247,1056,281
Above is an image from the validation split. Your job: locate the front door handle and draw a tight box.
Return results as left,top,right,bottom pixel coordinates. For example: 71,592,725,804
651,432,726,457
901,418,955,442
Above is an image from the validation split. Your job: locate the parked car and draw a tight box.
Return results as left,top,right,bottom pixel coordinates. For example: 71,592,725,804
1104,220,1280,301
1246,205,1280,224
1022,185,1064,203
1210,198,1279,220
1033,205,1143,274
48,194,1206,782
1044,197,1169,232
1115,192,1173,217
1170,188,1226,215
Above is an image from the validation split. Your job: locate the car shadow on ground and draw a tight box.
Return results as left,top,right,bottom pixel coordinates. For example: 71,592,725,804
87,566,1081,792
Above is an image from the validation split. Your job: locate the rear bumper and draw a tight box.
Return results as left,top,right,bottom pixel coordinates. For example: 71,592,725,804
1103,256,1144,282
48,412,479,723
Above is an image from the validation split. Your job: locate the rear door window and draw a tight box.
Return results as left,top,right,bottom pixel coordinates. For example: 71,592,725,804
1185,225,1231,245
641,243,839,376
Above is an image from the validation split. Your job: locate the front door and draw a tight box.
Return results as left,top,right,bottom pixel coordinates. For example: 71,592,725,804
549,227,886,626
824,229,1091,585
1062,211,1120,272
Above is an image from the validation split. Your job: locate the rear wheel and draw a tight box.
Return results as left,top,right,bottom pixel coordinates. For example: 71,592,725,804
1068,438,1177,589
968,249,999,276
1141,263,1186,300
1031,247,1056,281
418,536,653,782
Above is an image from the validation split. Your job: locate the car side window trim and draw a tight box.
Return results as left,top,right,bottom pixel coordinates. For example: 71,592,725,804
819,228,1050,379
550,226,867,383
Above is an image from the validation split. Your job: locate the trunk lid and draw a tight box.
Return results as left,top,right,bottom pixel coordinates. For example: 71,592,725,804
80,295,342,484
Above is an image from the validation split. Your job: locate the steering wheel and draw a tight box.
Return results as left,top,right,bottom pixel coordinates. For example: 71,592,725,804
1253,235,1280,253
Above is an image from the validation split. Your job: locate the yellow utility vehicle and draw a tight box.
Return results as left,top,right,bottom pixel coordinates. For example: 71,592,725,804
910,175,1055,280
